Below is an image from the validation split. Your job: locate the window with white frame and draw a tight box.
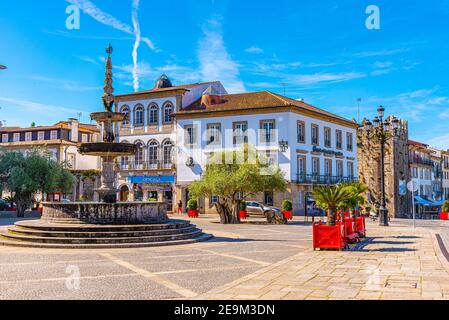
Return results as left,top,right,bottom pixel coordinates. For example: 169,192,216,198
25,132,32,141
207,123,221,145
50,130,58,140
311,124,319,145
297,156,306,178
37,131,45,140
336,160,343,177
120,106,130,125
297,121,305,143
1,133,8,143
324,127,331,148
346,132,353,151
134,142,144,165
233,121,248,145
148,141,159,166
134,105,144,126
163,103,173,124
184,125,196,146
81,133,88,143
163,140,173,167
336,130,343,149
324,158,332,177
347,161,354,178
13,133,20,142
312,157,320,176
260,120,275,143
149,105,158,125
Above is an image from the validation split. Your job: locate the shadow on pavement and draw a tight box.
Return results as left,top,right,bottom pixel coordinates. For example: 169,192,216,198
350,237,418,252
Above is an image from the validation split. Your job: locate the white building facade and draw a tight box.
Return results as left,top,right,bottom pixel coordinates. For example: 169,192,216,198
176,91,358,214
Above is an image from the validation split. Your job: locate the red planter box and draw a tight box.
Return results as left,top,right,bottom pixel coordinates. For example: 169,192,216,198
37,207,43,215
343,218,359,243
282,210,293,220
6,208,16,212
188,209,199,218
239,210,248,219
355,216,366,237
313,221,347,250
440,212,449,220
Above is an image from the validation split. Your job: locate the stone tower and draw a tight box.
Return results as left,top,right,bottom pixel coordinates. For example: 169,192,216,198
358,116,411,218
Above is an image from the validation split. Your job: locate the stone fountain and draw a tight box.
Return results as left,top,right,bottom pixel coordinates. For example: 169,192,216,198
0,45,212,248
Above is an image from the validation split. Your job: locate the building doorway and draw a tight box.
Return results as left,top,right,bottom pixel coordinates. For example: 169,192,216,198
164,190,173,212
120,185,129,202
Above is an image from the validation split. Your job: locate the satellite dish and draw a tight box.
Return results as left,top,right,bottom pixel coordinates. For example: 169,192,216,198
407,180,419,193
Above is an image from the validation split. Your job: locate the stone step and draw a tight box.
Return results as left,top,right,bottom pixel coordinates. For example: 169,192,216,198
0,233,213,249
14,220,191,232
7,225,198,238
0,229,204,244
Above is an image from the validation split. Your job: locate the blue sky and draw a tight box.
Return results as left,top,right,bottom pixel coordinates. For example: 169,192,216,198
1,0,449,148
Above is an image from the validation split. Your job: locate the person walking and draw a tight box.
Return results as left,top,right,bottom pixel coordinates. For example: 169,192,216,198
177,200,183,215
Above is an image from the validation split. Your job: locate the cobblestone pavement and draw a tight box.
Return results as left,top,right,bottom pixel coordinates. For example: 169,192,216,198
1,215,449,300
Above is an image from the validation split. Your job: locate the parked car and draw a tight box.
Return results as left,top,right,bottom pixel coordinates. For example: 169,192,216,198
245,201,280,217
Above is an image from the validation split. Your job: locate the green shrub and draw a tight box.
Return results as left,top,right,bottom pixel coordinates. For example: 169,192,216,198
187,199,198,210
240,200,247,211
148,198,157,202
442,201,449,212
282,200,293,211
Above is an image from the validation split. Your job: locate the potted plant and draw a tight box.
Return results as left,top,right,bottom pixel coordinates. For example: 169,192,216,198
282,200,293,220
187,199,199,218
440,201,449,220
239,200,248,219
312,185,351,250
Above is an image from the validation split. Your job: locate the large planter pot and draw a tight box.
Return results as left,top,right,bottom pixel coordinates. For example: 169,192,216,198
343,218,359,243
188,209,199,218
313,221,347,250
440,212,449,220
239,210,248,219
282,210,293,220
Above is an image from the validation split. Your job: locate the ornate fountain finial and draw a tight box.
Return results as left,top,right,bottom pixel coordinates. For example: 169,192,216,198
102,43,114,112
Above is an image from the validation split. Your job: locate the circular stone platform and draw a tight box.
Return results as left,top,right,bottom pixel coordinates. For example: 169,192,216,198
0,219,212,249
0,202,212,249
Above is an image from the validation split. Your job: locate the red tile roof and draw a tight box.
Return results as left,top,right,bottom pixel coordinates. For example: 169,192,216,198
115,81,218,97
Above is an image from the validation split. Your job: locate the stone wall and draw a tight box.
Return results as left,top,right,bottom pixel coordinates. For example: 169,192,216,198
357,117,411,218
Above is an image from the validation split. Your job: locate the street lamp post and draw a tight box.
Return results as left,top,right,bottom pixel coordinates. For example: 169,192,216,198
364,106,399,227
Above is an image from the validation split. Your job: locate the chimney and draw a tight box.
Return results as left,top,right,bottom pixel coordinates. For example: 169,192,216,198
68,118,79,142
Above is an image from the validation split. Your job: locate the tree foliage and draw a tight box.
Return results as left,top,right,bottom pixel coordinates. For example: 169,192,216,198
189,145,287,224
0,151,74,217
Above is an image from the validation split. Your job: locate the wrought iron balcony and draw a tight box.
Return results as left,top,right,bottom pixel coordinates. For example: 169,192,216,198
117,160,175,171
409,156,433,166
296,174,358,185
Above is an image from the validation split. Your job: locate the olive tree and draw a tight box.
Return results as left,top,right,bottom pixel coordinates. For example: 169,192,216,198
0,150,74,217
189,145,287,224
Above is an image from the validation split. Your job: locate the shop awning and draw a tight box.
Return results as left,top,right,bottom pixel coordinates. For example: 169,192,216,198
414,196,436,206
128,175,175,184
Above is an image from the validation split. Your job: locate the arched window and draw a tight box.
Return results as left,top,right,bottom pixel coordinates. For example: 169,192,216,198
148,140,159,168
163,103,173,124
134,105,144,126
134,142,144,167
120,106,130,125
148,104,158,125
162,140,173,168
120,156,129,169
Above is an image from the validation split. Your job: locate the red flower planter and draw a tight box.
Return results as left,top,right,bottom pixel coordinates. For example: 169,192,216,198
37,207,43,215
313,221,347,250
282,210,293,220
355,216,366,237
239,210,248,219
440,212,449,220
188,209,199,218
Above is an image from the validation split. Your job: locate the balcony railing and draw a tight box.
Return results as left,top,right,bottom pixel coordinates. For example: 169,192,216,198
296,174,358,185
410,157,433,166
118,161,175,171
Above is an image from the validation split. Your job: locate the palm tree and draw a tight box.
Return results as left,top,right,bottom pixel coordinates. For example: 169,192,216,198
340,182,369,218
313,185,351,226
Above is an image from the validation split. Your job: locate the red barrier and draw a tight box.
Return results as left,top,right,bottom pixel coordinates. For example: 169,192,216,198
313,221,346,250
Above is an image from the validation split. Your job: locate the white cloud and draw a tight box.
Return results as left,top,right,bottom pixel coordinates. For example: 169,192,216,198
289,72,366,85
0,96,84,116
198,18,245,93
355,48,409,57
427,133,449,150
131,0,141,91
245,46,264,54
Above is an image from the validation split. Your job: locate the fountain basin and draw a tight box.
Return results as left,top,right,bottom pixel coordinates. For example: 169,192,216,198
41,202,168,225
78,142,136,157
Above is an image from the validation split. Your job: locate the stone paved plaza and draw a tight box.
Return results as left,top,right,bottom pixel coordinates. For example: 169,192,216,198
1,215,449,300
